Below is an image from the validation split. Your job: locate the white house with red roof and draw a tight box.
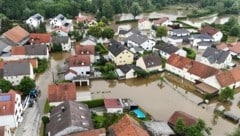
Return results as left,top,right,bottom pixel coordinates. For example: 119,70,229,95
199,25,223,42
0,90,23,128
104,98,123,113
218,42,240,57
26,13,44,28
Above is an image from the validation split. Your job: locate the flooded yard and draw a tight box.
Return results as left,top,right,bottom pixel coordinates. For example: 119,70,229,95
77,73,237,136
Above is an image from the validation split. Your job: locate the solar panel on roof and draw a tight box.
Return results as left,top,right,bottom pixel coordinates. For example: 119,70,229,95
0,95,11,102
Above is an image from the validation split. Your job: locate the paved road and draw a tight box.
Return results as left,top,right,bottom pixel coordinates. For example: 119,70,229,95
15,57,65,136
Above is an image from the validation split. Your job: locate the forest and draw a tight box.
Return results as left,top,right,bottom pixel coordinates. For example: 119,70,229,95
0,0,239,20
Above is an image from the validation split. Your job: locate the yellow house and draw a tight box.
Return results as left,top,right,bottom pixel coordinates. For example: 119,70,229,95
108,40,134,66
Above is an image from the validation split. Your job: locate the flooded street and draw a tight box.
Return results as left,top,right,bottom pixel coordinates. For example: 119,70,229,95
78,74,237,136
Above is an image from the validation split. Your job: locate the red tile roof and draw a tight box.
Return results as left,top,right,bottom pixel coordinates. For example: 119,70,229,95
168,111,198,126
68,128,106,136
11,46,26,55
29,33,51,44
104,98,122,108
3,26,29,44
138,17,149,23
153,17,169,25
217,43,228,50
199,25,220,36
67,55,91,67
109,114,149,136
75,45,95,55
216,67,240,87
48,83,76,102
167,54,193,69
0,90,17,115
188,61,219,78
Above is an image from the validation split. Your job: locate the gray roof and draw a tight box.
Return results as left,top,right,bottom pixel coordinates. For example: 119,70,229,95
0,39,11,52
168,35,190,40
31,13,43,21
46,101,93,136
191,33,214,40
197,41,214,47
108,40,127,56
118,64,142,74
202,47,230,64
119,29,131,35
3,62,30,76
143,121,175,136
127,33,148,45
172,29,189,34
142,53,162,68
155,43,179,54
81,36,97,43
54,14,66,21
0,37,15,46
52,36,69,44
25,44,48,55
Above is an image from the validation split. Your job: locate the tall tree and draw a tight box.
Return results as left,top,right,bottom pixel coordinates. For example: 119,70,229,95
88,26,102,38
102,27,114,39
219,87,235,102
0,78,12,93
18,76,36,95
130,2,143,19
156,26,168,38
102,0,114,19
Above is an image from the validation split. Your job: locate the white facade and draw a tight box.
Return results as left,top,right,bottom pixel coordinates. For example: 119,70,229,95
50,15,67,28
136,57,163,72
106,108,123,113
200,54,232,69
52,29,68,36
127,39,156,51
26,14,44,28
0,92,23,128
64,66,90,81
61,38,71,51
160,49,186,60
64,72,77,81
213,31,223,42
191,38,214,47
0,126,12,136
80,40,97,46
138,20,152,31
162,37,183,46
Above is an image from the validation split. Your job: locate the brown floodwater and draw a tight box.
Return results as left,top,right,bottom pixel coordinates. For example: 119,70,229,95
77,74,237,136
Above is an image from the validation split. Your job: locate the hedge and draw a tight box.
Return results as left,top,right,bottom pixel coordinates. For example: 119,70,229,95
81,99,104,108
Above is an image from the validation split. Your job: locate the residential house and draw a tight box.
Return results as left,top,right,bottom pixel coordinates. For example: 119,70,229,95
29,33,51,46
68,128,106,136
75,44,95,63
168,111,197,128
104,98,123,113
48,83,76,106
143,121,175,136
2,26,30,45
199,25,223,42
46,101,93,136
201,47,232,69
51,28,68,36
75,13,97,27
115,64,142,79
138,18,152,31
0,126,13,136
50,14,68,28
218,42,240,57
166,54,219,83
190,33,215,49
163,29,190,45
8,44,49,60
116,24,132,39
136,54,162,72
64,55,91,81
26,13,44,28
51,36,71,51
152,17,172,27
0,38,13,55
154,43,186,59
0,90,23,128
109,114,149,136
80,36,97,46
126,33,156,51
108,40,134,66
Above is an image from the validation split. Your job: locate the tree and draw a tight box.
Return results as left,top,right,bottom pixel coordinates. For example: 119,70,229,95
52,43,63,52
102,27,114,39
219,87,235,102
230,25,240,36
0,78,12,93
88,26,102,38
18,76,36,95
156,26,168,38
102,0,114,19
0,18,13,34
130,2,143,19
134,69,149,78
175,118,186,135
228,128,240,136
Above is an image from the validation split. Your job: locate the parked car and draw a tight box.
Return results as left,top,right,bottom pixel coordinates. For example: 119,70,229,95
28,99,34,108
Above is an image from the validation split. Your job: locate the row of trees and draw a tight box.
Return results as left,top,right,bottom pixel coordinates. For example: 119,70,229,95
88,26,114,39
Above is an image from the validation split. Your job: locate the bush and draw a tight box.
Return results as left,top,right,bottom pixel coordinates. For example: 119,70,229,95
42,116,50,124
183,47,196,60
34,59,48,73
51,43,62,52
81,99,104,108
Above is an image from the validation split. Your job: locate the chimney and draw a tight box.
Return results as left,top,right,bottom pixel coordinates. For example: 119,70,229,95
61,106,65,112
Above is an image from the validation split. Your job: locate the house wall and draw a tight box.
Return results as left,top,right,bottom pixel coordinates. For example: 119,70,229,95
136,58,147,70
3,126,12,136
127,40,139,48
0,116,16,128
141,40,156,51
175,49,187,58
14,93,23,127
54,30,68,36
114,50,134,66
192,38,213,47
169,31,190,37
61,38,71,51
64,72,76,81
26,18,40,28
80,40,97,46
138,20,151,30
147,65,163,72
125,69,137,79
70,66,90,76
106,108,123,113
201,54,232,69
213,31,223,42
49,101,63,107
50,19,65,28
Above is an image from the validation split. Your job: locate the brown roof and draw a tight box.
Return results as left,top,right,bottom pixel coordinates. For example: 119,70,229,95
167,54,192,69
48,83,76,102
29,33,51,44
138,17,149,23
217,42,240,53
104,98,122,108
67,55,91,67
68,128,106,136
109,114,149,136
3,25,29,44
196,82,219,94
199,25,220,36
75,45,95,55
11,46,26,55
168,111,198,126
0,90,17,115
153,17,169,25
188,61,219,78
217,43,228,50
216,67,240,87
75,15,94,23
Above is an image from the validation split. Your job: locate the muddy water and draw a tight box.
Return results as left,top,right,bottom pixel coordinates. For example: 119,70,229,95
78,74,236,136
